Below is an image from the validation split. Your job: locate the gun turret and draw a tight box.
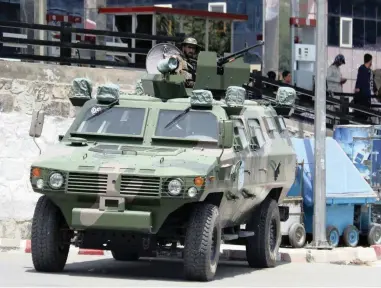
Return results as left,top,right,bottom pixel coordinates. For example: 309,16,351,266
193,41,265,95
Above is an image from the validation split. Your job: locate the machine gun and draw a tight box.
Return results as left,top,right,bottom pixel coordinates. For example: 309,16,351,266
216,41,264,75
140,41,266,100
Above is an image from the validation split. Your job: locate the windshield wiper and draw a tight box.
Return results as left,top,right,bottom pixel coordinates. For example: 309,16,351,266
85,99,119,121
164,106,191,129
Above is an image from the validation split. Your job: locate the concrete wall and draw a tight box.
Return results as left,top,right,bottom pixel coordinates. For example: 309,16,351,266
0,60,329,241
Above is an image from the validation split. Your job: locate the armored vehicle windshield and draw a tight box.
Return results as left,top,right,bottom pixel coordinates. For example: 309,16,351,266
68,97,225,146
155,109,218,142
76,106,146,136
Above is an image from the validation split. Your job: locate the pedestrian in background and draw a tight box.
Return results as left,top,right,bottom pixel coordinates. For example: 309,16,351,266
354,53,377,121
282,70,292,85
327,54,347,93
326,54,346,113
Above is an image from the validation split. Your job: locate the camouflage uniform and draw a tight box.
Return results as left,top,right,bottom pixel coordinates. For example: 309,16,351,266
179,37,201,88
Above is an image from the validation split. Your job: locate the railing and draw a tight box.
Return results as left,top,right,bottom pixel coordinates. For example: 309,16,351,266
0,20,183,69
248,72,381,128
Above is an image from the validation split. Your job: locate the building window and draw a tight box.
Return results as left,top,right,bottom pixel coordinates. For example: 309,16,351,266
365,20,377,46
352,18,363,48
353,2,364,18
328,16,340,46
377,22,381,46
365,2,377,19
208,2,227,13
327,0,381,48
328,0,340,15
340,0,353,17
340,17,353,48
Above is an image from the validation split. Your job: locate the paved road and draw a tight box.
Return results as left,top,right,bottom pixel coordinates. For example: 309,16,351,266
1,252,381,287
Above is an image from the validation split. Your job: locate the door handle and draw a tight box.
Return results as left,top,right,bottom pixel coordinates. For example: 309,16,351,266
259,168,267,173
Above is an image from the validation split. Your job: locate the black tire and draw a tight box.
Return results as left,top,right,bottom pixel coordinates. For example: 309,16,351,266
183,204,221,282
288,223,306,248
368,224,381,245
31,195,70,272
111,250,139,261
246,197,281,268
343,225,359,247
326,225,340,247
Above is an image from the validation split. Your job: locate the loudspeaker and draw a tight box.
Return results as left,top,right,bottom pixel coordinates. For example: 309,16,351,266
145,43,182,74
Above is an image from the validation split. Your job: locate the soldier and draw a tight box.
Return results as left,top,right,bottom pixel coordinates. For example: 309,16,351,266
179,37,201,88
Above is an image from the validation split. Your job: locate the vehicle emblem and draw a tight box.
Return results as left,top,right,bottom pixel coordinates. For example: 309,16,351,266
91,106,102,115
270,160,281,181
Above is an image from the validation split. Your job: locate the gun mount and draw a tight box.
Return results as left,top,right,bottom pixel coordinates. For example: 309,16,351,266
192,41,264,97
140,41,265,101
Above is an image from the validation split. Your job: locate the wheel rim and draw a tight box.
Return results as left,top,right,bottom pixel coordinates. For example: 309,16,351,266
295,226,305,244
373,228,381,243
329,230,339,246
270,217,278,251
210,227,218,263
348,229,358,245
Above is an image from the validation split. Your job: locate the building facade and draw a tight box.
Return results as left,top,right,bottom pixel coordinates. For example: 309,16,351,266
4,0,381,93
326,0,381,93
0,0,264,56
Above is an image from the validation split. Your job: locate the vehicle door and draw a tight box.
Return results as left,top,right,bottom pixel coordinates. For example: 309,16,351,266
264,116,288,185
228,117,253,223
246,118,268,196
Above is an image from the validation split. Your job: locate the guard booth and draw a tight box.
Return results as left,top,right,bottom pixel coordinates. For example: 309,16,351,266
98,6,248,68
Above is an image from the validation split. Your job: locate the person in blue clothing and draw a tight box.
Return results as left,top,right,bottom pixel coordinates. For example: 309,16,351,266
354,53,378,121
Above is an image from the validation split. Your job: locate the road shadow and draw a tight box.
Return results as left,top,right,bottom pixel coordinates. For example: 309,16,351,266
25,257,290,282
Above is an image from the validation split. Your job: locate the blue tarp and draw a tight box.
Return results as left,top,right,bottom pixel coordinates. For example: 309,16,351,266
287,137,377,206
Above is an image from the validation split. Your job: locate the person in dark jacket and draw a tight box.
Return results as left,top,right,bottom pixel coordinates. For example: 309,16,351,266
354,54,377,121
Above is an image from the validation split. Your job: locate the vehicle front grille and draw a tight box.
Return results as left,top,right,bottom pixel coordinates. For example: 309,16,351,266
67,172,108,194
120,175,161,197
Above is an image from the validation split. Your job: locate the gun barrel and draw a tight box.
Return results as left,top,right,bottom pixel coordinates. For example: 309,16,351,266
217,41,264,66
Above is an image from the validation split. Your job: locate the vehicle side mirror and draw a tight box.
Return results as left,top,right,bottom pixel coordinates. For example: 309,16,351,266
29,110,45,138
218,120,234,148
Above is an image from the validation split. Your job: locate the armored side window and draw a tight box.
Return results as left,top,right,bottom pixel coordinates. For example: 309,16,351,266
233,119,249,150
263,116,276,133
248,119,266,149
275,116,287,131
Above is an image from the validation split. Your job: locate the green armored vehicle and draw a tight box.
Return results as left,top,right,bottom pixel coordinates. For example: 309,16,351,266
28,42,297,281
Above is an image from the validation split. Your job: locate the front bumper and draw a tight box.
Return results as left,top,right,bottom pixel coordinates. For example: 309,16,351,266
71,208,152,233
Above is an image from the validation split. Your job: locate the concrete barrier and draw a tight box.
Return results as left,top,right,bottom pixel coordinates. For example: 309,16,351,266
0,60,331,241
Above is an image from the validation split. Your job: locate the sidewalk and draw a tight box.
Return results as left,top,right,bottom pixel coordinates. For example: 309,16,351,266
1,238,381,264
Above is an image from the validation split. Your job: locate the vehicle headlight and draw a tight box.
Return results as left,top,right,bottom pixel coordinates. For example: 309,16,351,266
49,172,64,189
36,179,44,189
187,187,198,198
168,178,183,196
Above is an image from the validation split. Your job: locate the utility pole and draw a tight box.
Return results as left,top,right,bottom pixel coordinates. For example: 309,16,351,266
308,0,331,249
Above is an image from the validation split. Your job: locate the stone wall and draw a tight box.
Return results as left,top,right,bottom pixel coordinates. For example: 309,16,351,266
0,60,330,240
0,60,145,239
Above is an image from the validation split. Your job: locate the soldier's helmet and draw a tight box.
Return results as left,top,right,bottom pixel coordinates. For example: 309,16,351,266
181,37,201,53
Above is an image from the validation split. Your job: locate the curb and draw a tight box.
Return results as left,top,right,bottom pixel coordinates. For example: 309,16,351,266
1,239,381,264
